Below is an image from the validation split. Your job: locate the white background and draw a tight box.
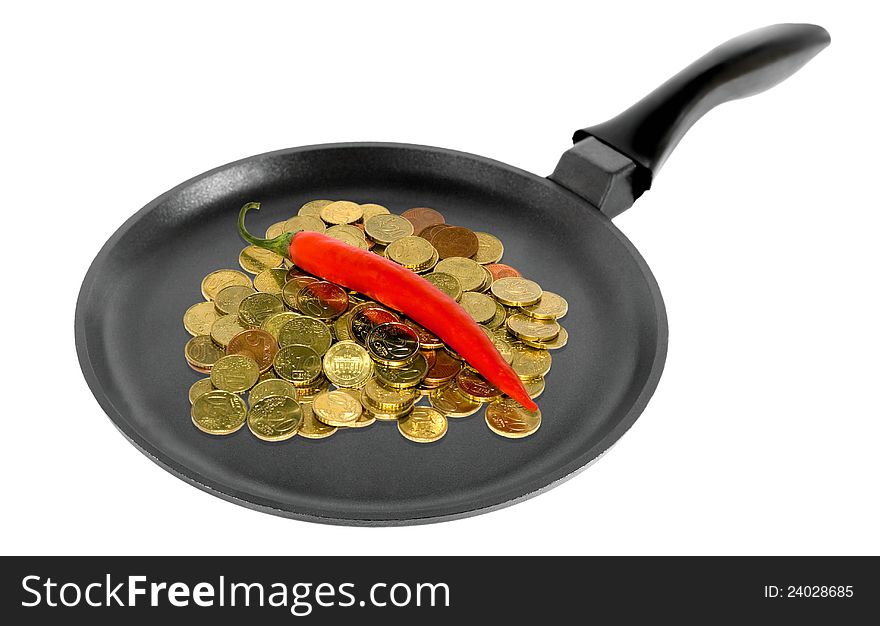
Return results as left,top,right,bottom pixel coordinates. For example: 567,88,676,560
2,1,877,556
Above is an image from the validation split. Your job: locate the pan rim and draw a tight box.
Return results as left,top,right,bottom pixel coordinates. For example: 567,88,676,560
74,141,668,526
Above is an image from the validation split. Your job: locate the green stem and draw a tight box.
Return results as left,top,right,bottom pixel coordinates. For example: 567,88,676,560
237,202,294,259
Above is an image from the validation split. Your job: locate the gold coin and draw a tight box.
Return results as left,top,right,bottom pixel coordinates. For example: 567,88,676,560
320,200,364,225
273,344,323,386
210,314,249,349
184,301,221,336
322,340,373,388
298,199,334,217
191,390,248,435
479,265,494,292
247,396,302,441
239,245,284,274
296,281,350,320
266,221,287,238
283,214,326,234
522,326,569,350
333,389,376,428
398,406,448,443
258,368,279,382
334,313,353,341
481,326,514,364
485,398,541,438
522,376,545,399
324,227,369,249
210,354,260,393
423,272,463,301
361,377,418,413
428,385,482,417
249,378,298,404
364,404,415,421
261,311,301,341
434,256,485,292
295,375,329,401
521,291,568,320
490,277,543,306
312,390,363,427
277,315,333,355
385,236,436,269
506,313,560,342
375,353,429,389
459,291,497,324
326,224,366,240
214,284,257,315
238,292,285,328
201,269,252,301
364,214,414,244
472,231,504,264
298,402,337,439
253,268,289,295
184,335,225,372
360,203,390,222
484,301,508,330
510,342,552,381
188,378,215,404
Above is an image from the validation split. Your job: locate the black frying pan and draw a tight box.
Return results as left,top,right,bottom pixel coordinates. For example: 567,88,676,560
75,24,829,525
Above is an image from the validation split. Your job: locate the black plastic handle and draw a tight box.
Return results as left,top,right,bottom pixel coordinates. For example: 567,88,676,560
551,24,830,218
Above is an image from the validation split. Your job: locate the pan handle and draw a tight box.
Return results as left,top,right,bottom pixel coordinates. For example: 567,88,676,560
549,23,830,218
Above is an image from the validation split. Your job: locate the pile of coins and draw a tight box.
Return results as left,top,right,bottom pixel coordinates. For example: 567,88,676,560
184,200,569,443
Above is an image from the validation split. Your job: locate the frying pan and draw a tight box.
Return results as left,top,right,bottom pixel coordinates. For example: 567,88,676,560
75,24,829,525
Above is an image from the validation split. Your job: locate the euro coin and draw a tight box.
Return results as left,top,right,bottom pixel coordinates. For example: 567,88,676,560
323,340,373,388
226,329,278,373
522,376,545,399
239,245,284,274
192,390,248,435
348,304,400,345
455,368,503,403
423,349,462,387
423,272,463,301
403,319,444,350
434,257,485,292
281,276,315,309
428,385,482,417
298,199,334,217
325,227,369,249
319,200,363,225
375,353,429,389
418,223,448,241
485,263,521,280
485,398,541,439
522,326,569,350
401,207,445,236
333,313,353,342
184,335,225,372
385,236,436,270
364,214,414,244
367,322,420,366
253,268,289,295
481,327,514,364
214,284,257,316
326,224,366,241
361,378,418,413
266,221,287,238
296,281,349,320
298,402,337,439
261,311,301,341
459,291,496,324
484,301,508,330
490,276,543,306
295,375,330,401
521,291,568,320
506,313,560,342
360,203,391,222
472,232,504,264
510,342,552,380
398,406,447,443
364,405,415,422
247,396,302,441
201,269,252,301
282,215,326,234
312,390,363,427
273,344,323,386
188,378,215,404
249,378,298,404
184,301,221,336
277,315,333,355
431,226,479,259
238,292,285,328
210,314,249,349
210,354,260,393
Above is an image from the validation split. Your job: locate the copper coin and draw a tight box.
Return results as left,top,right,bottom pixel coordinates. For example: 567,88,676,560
418,223,449,241
367,322,420,366
431,226,480,259
295,281,349,320
404,319,443,349
281,275,320,309
348,304,401,345
401,207,445,237
423,349,462,386
420,349,438,369
486,263,522,280
455,368,503,402
225,329,278,373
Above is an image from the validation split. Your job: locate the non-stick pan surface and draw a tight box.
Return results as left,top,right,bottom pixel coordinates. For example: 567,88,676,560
75,143,666,524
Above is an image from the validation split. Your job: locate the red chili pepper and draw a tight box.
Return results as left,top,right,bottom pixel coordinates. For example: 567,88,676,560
239,202,538,411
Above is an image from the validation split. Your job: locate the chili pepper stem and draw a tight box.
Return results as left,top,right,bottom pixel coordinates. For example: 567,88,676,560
238,202,294,259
